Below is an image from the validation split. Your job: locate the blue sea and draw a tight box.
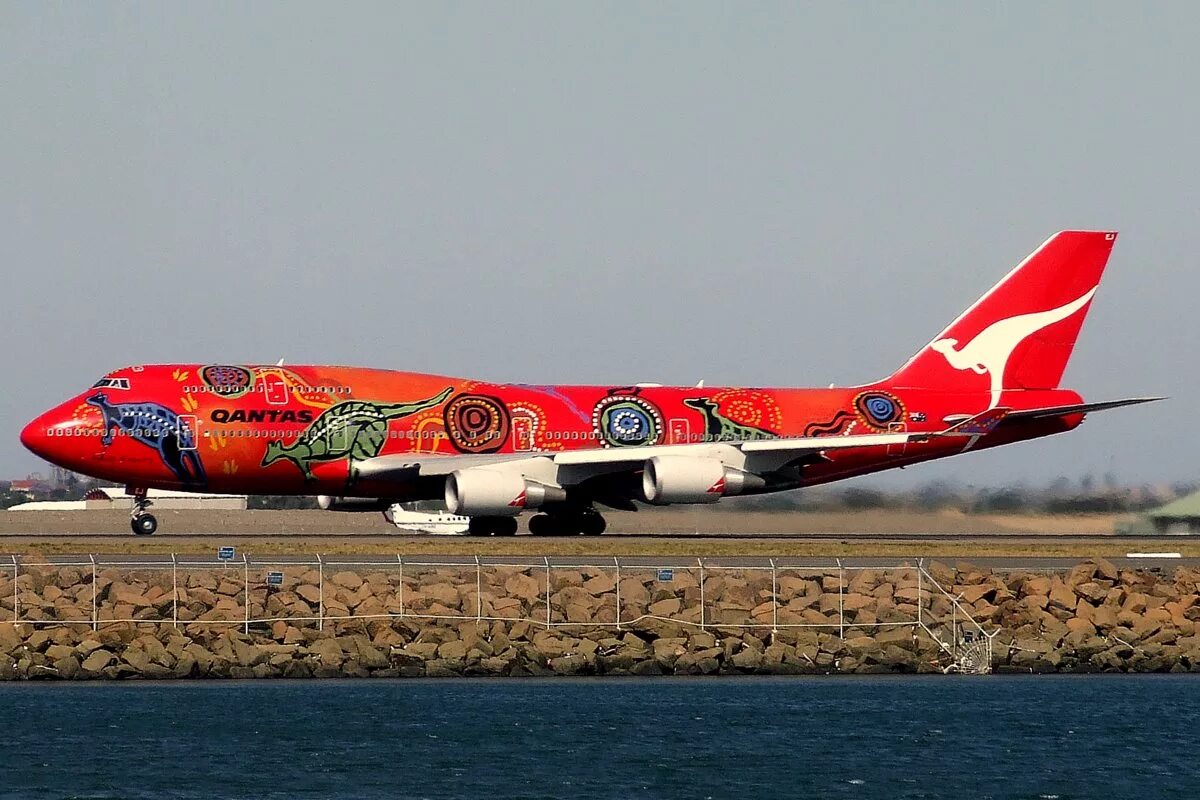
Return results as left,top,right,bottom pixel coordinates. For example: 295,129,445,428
0,676,1194,799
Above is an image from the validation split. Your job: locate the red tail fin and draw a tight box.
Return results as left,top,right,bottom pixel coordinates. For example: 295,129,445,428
887,231,1117,407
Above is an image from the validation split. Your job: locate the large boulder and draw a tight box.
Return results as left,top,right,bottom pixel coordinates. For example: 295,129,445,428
80,649,115,674
308,638,344,668
330,572,363,590
503,573,541,603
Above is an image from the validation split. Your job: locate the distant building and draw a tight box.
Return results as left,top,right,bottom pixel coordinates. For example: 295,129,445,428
8,478,53,498
1118,489,1200,535
1143,490,1200,534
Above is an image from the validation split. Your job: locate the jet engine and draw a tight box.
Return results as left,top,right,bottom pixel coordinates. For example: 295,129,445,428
641,456,764,505
445,469,566,516
316,496,392,512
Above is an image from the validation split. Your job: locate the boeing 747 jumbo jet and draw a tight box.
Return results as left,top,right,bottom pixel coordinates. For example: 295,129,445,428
21,231,1158,536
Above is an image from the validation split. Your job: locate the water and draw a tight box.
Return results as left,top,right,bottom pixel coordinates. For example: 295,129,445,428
0,676,1195,799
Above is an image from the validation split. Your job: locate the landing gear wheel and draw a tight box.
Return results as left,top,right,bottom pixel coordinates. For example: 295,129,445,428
128,488,156,535
468,517,518,537
527,510,606,536
578,512,607,536
131,514,158,536
550,514,581,536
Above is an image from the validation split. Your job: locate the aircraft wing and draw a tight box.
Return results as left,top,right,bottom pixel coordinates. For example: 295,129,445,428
353,409,1007,486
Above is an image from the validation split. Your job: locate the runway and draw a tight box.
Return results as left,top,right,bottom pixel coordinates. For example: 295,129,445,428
0,529,1153,540
0,528,1195,566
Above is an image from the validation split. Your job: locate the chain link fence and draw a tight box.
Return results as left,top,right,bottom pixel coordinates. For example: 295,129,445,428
0,554,995,672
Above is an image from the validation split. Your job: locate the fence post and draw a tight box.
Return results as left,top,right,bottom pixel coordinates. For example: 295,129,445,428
397,554,404,619
614,556,621,630
952,593,959,658
475,555,482,622
917,559,923,628
89,554,97,631
544,557,551,630
770,558,778,633
317,554,325,632
172,553,178,629
242,554,250,635
698,558,706,630
836,558,845,639
12,555,18,624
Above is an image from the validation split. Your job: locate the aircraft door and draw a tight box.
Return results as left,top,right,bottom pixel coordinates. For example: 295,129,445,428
178,415,198,450
262,373,288,405
887,422,907,456
669,418,691,444
513,416,534,451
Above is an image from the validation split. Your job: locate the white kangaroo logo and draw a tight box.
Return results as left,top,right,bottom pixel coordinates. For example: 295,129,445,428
930,286,1097,409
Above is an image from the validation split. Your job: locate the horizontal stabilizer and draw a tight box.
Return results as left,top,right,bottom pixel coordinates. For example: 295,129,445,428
937,407,1011,436
1002,396,1165,421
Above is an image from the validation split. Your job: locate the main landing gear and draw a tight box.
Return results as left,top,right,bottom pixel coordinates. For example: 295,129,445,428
464,508,609,536
467,516,519,537
129,488,158,536
527,508,606,537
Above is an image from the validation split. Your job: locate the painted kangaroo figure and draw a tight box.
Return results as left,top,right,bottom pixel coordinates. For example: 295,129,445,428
683,397,777,442
86,392,206,486
262,387,453,482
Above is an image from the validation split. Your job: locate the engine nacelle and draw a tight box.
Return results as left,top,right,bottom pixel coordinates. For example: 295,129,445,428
445,469,566,516
317,495,392,512
641,456,762,505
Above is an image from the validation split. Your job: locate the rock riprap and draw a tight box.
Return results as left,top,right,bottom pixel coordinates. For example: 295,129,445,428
0,558,1197,678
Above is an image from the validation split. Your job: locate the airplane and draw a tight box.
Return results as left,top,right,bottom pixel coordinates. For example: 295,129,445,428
20,230,1160,536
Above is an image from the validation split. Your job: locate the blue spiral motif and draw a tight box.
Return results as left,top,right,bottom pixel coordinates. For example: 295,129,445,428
865,396,895,422
593,395,663,448
854,392,903,429
608,406,650,442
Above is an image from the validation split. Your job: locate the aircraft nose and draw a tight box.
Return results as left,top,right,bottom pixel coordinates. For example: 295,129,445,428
20,405,87,466
20,415,51,459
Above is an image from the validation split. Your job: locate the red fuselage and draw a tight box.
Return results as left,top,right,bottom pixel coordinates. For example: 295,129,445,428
20,363,1081,500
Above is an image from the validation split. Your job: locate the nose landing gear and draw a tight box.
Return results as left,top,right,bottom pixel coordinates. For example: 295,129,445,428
129,488,158,536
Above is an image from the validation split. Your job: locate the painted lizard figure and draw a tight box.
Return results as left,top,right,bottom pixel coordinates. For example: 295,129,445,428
683,397,777,442
261,387,453,482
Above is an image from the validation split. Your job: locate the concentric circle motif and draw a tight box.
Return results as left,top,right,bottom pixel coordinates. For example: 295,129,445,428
200,365,253,398
443,394,511,454
710,389,783,431
853,391,905,430
592,395,663,448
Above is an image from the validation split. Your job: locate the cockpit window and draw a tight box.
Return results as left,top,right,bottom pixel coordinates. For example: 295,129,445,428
91,378,131,390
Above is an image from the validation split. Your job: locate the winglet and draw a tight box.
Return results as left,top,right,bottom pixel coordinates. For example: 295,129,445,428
938,407,1011,437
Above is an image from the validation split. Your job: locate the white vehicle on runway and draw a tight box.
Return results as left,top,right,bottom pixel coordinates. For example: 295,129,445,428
383,502,471,535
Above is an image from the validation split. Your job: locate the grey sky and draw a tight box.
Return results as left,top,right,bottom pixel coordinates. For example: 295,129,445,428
2,4,1194,486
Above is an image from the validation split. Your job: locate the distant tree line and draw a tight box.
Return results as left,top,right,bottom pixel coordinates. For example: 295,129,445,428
726,477,1195,516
